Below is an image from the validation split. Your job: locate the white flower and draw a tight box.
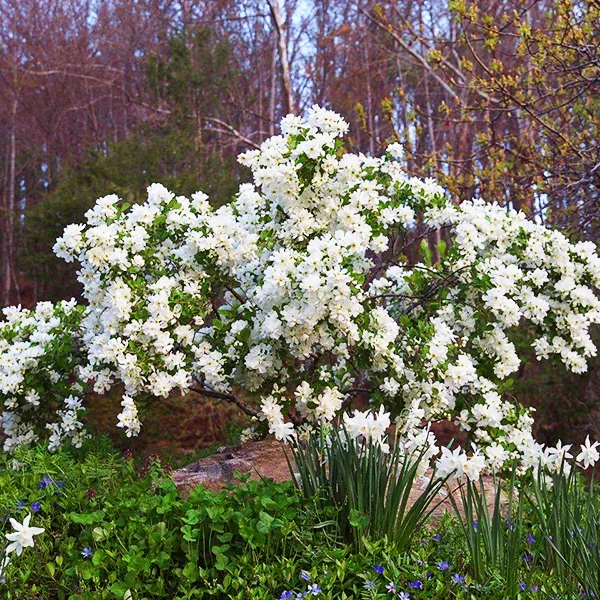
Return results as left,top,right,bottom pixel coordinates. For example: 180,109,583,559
485,442,509,471
464,451,486,482
116,395,141,437
5,514,45,556
435,446,467,480
380,377,400,397
576,436,599,469
0,554,10,579
547,441,573,470
269,420,295,442
387,143,404,161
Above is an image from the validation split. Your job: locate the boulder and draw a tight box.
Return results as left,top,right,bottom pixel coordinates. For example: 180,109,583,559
172,438,293,495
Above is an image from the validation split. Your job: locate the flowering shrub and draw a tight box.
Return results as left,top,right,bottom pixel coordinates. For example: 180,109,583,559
2,107,600,477
0,300,86,452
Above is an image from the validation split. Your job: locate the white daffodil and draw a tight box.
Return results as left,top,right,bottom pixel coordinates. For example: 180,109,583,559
5,514,45,556
577,436,600,469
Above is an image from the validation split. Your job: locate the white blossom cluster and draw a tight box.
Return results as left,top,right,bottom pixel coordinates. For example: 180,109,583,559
53,184,256,436
0,301,87,452
370,198,600,473
343,405,392,453
2,107,599,478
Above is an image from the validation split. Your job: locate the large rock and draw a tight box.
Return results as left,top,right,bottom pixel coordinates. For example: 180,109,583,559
172,439,506,522
172,439,293,495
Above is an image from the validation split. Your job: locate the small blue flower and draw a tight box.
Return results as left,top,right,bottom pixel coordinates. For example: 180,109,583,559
519,581,527,592
531,585,539,593
307,583,321,596
30,502,41,512
527,533,536,545
386,582,397,593
473,520,478,530
39,476,53,489
300,571,311,581
408,580,423,590
432,533,441,542
452,574,465,585
56,481,65,488
373,565,384,575
16,501,26,507
437,561,451,571
364,580,376,590
82,547,93,559
280,592,294,600
399,593,411,600
296,594,305,600
505,518,515,531
523,552,533,563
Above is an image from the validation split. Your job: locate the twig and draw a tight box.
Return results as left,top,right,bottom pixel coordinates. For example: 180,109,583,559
189,384,260,418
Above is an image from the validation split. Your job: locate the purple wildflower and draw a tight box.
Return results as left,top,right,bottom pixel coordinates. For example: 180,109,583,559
364,580,376,590
307,583,321,596
408,580,423,590
374,565,384,575
280,592,294,600
82,547,93,559
39,476,53,488
437,561,451,571
452,574,465,584
30,502,41,512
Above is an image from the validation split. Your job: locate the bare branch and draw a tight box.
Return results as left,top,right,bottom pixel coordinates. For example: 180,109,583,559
203,117,262,150
189,384,260,418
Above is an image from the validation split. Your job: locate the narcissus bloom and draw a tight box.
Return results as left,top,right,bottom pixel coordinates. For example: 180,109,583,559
5,514,45,556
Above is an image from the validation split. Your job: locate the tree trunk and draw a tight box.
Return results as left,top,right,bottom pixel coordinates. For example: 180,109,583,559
267,0,295,114
1,95,17,307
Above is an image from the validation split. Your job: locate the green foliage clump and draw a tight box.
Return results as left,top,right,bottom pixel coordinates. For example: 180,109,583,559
0,440,590,600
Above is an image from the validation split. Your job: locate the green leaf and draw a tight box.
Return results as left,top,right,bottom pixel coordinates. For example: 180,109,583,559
70,510,106,525
182,561,198,583
92,526,108,541
110,582,131,600
348,509,370,529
